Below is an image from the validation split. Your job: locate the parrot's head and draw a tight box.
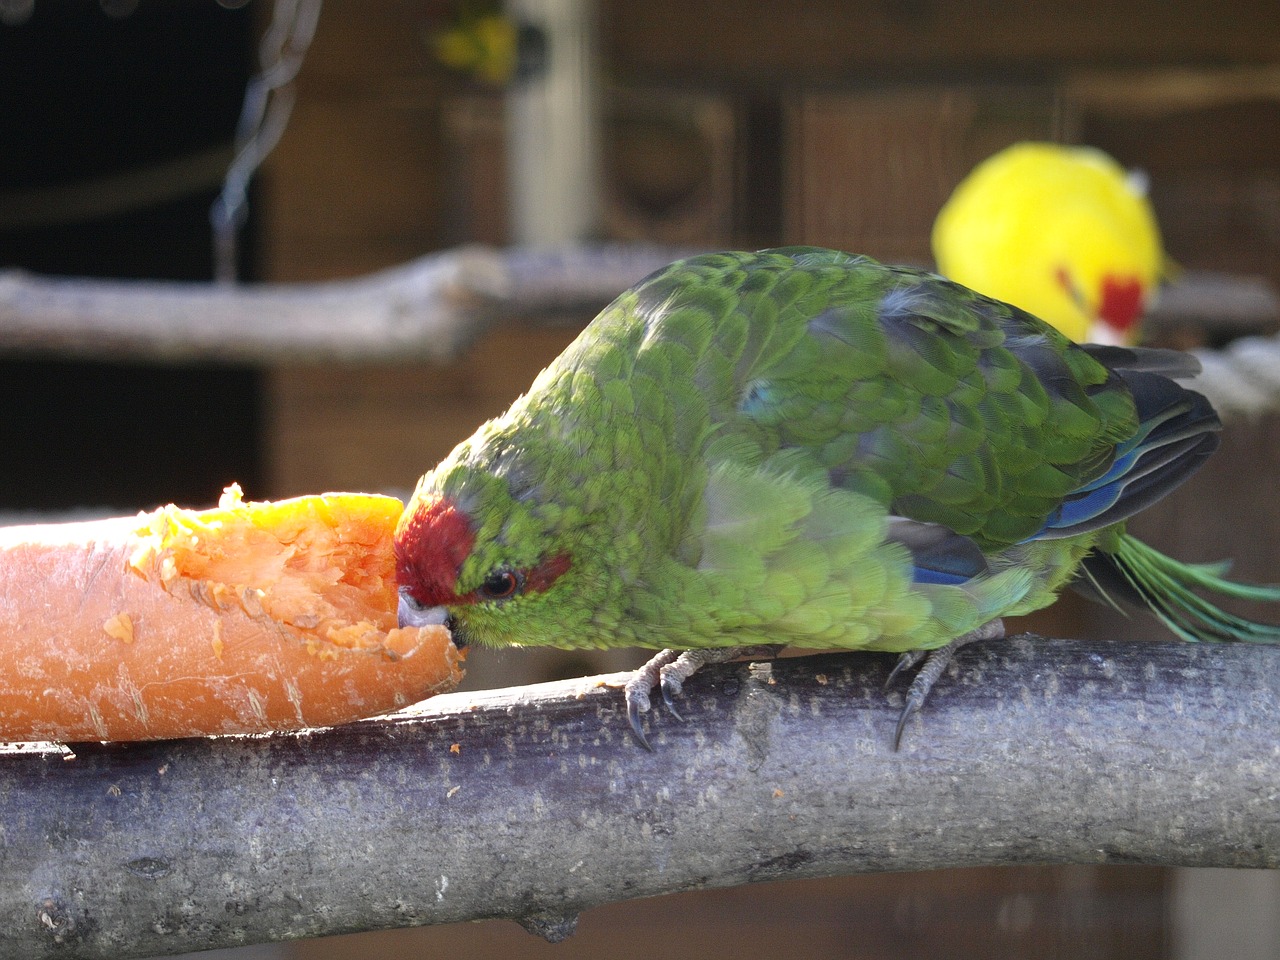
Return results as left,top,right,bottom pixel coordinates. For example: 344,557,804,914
393,444,591,650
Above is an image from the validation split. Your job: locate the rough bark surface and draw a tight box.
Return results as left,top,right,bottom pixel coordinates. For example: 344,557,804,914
1,636,1277,959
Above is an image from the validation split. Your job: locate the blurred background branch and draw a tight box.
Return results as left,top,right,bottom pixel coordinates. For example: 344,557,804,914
0,244,693,364
0,247,1273,374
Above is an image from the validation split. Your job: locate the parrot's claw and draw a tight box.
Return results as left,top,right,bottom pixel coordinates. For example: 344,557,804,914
660,676,686,721
626,693,653,752
893,694,922,752
888,619,1005,750
884,649,926,689
623,649,681,750
624,646,782,749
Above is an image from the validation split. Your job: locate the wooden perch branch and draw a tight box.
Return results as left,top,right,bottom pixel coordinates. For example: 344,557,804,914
0,245,694,365
2,636,1278,959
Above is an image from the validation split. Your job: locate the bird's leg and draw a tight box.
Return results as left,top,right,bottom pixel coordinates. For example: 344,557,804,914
890,618,1005,750
624,646,779,750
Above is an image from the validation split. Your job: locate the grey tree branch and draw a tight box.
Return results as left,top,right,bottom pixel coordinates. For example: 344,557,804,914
2,636,1278,959
0,245,694,365
0,247,1272,366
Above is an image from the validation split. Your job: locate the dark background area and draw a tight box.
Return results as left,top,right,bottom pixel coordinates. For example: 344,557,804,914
0,1,260,512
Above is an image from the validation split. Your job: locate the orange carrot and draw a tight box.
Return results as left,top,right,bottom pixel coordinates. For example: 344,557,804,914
0,485,463,742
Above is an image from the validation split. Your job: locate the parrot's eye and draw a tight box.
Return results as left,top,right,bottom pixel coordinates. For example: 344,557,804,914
477,568,523,601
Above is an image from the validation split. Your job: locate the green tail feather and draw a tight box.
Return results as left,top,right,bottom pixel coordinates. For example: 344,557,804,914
1099,534,1280,643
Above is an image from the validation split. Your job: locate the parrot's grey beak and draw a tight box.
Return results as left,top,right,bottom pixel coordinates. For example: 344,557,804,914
398,589,452,630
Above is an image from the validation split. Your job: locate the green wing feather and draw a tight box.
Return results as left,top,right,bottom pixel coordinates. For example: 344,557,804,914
597,247,1140,650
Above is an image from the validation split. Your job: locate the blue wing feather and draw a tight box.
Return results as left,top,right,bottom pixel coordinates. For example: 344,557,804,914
1033,364,1220,540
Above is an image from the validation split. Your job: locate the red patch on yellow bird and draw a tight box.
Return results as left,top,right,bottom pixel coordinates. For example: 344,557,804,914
1098,275,1145,335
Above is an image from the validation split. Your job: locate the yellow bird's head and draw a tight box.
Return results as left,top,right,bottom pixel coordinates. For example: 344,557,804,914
932,142,1165,345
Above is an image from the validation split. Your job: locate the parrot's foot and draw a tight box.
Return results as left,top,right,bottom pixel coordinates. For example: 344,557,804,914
889,619,1005,750
623,649,681,751
624,646,778,750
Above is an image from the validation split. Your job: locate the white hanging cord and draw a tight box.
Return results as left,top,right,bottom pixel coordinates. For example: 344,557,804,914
1192,336,1280,422
211,0,323,283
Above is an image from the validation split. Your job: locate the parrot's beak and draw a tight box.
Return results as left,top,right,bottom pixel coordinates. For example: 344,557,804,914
398,589,453,633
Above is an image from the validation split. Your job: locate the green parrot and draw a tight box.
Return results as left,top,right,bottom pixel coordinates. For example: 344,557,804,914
395,247,1280,748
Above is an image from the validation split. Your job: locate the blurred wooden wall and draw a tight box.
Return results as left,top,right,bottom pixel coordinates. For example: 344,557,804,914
261,0,1280,497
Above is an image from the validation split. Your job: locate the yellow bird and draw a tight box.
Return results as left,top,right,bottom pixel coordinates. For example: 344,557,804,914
932,142,1165,344
432,10,519,87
